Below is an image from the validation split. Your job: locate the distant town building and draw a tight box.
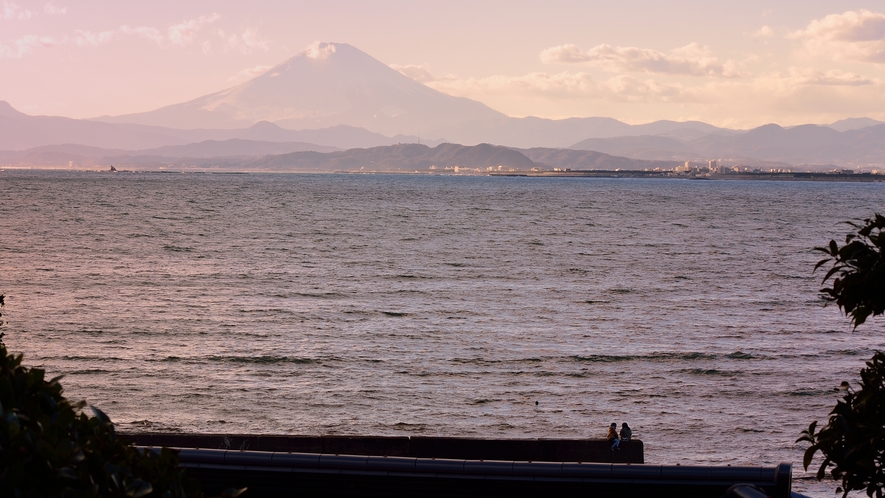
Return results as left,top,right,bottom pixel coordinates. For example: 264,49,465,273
708,160,717,170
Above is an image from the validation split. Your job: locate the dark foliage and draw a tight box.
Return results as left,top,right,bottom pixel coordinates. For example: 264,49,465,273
815,213,885,328
799,352,885,498
799,214,885,497
0,296,204,497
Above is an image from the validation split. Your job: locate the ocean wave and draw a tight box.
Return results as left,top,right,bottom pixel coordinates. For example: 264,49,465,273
68,368,112,375
679,368,737,376
726,351,755,360
570,352,719,363
162,245,193,252
204,355,323,364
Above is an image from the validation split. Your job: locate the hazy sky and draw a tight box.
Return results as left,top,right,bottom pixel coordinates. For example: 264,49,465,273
3,0,885,128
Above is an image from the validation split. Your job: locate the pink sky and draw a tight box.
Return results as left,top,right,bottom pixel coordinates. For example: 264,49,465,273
2,0,885,128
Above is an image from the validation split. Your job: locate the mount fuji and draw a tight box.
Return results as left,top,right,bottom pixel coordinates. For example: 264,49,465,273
95,42,507,138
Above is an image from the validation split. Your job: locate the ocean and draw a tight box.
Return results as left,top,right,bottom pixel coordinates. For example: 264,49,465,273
2,170,883,496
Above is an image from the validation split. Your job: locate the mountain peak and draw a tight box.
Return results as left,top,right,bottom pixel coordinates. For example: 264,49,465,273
96,42,505,136
0,101,24,117
304,41,341,60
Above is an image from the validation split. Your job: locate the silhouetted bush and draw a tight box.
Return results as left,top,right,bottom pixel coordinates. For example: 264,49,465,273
0,295,203,497
800,215,885,498
815,213,885,328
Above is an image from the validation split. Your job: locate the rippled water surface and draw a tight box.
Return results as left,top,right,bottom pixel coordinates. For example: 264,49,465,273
2,170,883,496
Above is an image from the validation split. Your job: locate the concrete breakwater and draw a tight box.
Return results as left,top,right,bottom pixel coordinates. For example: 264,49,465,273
123,433,643,464
127,435,791,498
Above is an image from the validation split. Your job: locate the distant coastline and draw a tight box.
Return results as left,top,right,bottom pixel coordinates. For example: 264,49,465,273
491,170,885,182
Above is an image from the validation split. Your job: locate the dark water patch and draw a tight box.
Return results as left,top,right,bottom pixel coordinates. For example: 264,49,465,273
726,351,755,360
382,311,408,317
608,288,632,294
205,355,321,365
826,349,864,356
390,422,427,431
736,427,765,433
292,292,345,299
61,355,124,362
570,352,717,363
68,368,112,375
571,354,635,363
679,368,737,377
451,357,503,365
788,389,822,396
75,329,106,335
163,245,193,252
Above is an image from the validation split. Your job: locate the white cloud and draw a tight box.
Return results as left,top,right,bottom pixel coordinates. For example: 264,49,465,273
540,42,738,77
4,13,228,57
390,64,435,82
73,29,116,47
788,68,874,86
119,13,220,48
218,27,270,54
418,64,882,125
167,13,220,47
305,41,336,59
43,2,65,15
0,34,56,57
752,25,775,38
426,70,693,104
790,9,885,63
2,2,33,20
228,64,272,83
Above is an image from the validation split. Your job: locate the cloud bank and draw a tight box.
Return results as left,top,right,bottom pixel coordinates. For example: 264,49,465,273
791,9,885,63
539,42,739,77
1,12,270,59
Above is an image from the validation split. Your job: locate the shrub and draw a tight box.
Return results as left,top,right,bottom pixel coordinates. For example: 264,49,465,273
0,294,203,497
800,215,885,497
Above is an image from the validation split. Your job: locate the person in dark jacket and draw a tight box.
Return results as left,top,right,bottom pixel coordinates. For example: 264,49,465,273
607,423,620,451
620,422,633,441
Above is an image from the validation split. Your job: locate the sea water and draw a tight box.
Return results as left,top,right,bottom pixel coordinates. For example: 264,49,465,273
2,170,883,496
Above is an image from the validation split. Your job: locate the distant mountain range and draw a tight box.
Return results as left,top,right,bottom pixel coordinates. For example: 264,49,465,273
571,123,885,166
0,101,422,151
3,41,885,170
